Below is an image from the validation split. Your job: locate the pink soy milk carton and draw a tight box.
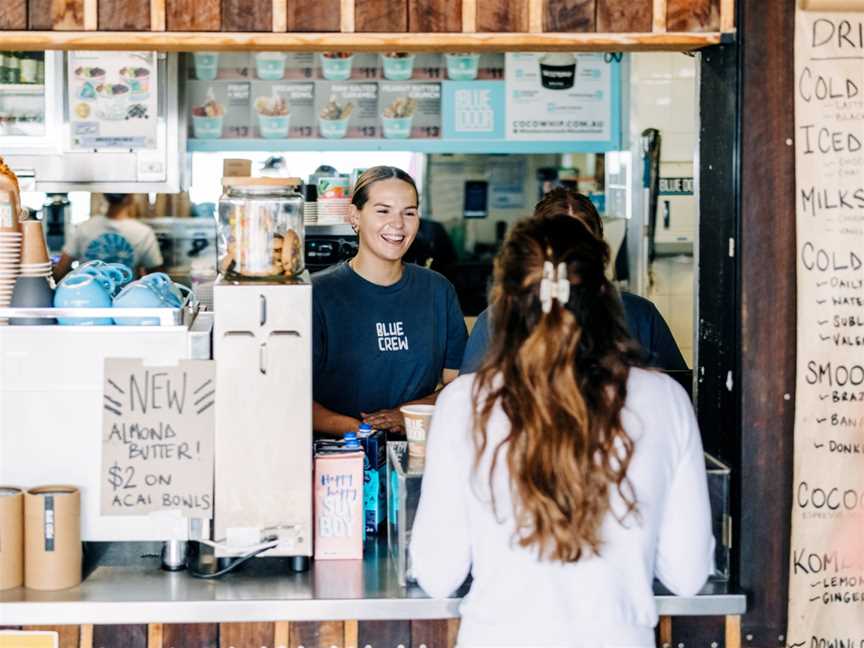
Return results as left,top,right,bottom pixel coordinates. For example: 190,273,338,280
314,447,365,560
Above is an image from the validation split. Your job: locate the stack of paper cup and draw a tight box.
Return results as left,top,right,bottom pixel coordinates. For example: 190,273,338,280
25,485,82,590
400,404,435,459
19,219,52,278
0,229,21,318
316,198,350,225
0,486,24,590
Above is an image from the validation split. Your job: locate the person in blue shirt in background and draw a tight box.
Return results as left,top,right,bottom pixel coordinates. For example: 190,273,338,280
461,188,687,375
312,166,468,436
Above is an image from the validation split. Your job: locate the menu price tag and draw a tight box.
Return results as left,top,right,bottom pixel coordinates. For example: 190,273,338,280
100,359,215,518
788,8,864,644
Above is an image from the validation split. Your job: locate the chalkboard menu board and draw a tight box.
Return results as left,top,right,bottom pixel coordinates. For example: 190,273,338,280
789,8,864,643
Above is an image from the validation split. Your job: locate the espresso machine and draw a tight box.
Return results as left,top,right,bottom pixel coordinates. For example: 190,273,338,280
212,178,313,570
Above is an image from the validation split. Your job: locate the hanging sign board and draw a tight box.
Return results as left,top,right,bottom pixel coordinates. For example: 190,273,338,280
100,359,215,518
67,51,158,150
788,7,864,645
504,53,620,149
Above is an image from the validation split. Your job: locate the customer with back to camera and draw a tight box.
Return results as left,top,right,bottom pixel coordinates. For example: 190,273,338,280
410,213,713,647
54,193,163,281
460,187,687,375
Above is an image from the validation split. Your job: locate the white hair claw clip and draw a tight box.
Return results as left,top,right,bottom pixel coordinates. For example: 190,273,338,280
539,261,571,314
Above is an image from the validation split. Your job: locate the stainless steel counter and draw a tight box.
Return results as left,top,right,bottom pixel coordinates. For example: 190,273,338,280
0,540,745,626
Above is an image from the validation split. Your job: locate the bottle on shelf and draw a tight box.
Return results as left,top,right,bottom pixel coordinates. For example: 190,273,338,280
6,52,20,84
20,52,38,85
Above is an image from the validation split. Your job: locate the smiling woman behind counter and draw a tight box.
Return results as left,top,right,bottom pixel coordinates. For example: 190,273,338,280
311,166,468,436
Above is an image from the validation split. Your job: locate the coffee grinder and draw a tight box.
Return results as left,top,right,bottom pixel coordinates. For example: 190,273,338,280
211,178,313,571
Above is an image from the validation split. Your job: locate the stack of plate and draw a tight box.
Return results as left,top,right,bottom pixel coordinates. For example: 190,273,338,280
317,198,350,225
303,201,318,226
0,231,22,315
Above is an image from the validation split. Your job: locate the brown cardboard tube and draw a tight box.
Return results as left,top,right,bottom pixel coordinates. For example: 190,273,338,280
0,486,24,590
25,485,82,590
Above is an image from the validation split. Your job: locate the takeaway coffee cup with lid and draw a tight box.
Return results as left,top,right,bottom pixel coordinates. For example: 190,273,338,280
400,404,435,458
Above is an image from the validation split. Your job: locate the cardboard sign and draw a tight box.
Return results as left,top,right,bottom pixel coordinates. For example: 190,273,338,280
788,8,864,645
100,359,215,518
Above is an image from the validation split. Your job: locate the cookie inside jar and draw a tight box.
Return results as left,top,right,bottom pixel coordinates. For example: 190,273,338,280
218,178,306,280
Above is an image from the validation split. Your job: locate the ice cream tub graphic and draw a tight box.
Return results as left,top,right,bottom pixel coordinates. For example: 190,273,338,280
320,53,354,81
318,96,353,139
445,53,480,81
382,53,415,81
255,52,288,81
193,52,220,80
255,95,290,138
191,90,225,139
539,53,577,90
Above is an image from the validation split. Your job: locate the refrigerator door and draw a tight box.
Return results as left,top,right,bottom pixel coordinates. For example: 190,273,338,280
0,50,63,156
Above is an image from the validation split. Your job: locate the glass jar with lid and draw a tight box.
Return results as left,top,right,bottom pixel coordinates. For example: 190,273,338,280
217,179,305,280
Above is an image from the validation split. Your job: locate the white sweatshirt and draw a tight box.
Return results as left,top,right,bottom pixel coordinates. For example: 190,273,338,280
410,368,714,648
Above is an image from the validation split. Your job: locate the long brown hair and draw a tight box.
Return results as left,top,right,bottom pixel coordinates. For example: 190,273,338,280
472,212,643,563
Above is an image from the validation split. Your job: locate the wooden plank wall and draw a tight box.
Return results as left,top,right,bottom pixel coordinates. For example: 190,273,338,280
1,0,727,31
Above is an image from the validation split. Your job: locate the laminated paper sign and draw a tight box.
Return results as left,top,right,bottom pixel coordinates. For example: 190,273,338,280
67,51,158,150
788,8,864,644
101,359,215,518
505,53,615,143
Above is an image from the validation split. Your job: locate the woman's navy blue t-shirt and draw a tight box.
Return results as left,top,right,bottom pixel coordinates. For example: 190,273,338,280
312,262,467,419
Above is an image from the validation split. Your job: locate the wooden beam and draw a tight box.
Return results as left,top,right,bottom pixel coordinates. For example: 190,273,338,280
462,0,475,31
273,0,287,31
30,0,86,29
84,0,97,28
528,0,542,32
720,0,734,31
725,615,742,648
658,616,672,646
99,0,150,29
219,623,274,648
355,0,407,32
0,0,28,29
147,624,162,648
667,0,719,31
340,0,354,31
79,625,93,648
344,620,358,648
544,0,595,32
408,0,461,32
222,0,271,31
287,0,340,31
274,621,290,648
597,0,652,32
0,29,722,51
652,0,666,32
151,0,166,30
166,0,220,30
476,0,529,31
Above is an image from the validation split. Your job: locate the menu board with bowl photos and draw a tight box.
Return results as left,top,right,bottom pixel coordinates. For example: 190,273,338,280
185,52,508,141
251,81,315,139
315,82,378,139
68,51,158,150
379,82,441,139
